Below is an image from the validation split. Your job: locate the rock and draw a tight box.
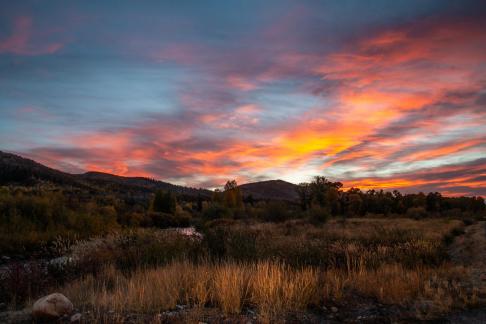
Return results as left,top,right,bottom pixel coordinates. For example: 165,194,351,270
70,313,82,322
32,293,73,319
331,306,338,313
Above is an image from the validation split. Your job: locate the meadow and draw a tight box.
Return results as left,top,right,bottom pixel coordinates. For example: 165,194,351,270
2,217,479,323
0,177,485,323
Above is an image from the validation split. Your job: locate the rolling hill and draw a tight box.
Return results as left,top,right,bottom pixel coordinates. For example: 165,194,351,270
238,179,298,201
0,151,298,201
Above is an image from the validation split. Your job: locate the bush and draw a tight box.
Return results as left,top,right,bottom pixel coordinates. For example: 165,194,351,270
0,189,122,255
259,201,290,222
406,207,427,219
203,204,232,220
308,206,330,224
203,225,259,261
0,261,51,305
149,212,191,228
153,190,176,214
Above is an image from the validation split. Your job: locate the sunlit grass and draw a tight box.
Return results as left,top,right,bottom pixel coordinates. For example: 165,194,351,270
62,259,476,321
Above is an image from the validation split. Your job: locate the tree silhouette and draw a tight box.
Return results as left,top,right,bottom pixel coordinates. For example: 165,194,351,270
153,190,176,214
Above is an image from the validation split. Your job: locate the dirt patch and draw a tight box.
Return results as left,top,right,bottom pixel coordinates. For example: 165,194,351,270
447,221,486,323
448,222,486,266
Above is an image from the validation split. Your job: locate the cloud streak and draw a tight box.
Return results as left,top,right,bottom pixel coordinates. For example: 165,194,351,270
1,1,485,195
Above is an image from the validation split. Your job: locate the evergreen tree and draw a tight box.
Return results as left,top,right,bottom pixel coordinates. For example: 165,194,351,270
153,190,176,214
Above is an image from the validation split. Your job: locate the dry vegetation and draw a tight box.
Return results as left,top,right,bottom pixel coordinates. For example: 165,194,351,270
46,217,481,322
61,261,477,322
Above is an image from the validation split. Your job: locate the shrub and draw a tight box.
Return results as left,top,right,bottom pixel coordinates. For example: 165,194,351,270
0,261,51,305
308,206,330,224
149,212,191,229
203,204,232,220
260,201,290,222
406,207,427,219
153,190,176,214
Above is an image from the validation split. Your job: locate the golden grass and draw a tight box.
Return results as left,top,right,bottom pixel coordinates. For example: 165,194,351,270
62,259,476,321
249,262,319,321
56,218,473,321
213,263,249,314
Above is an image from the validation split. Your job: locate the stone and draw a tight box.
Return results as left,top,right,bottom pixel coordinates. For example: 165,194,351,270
331,306,338,313
32,293,73,319
71,313,82,322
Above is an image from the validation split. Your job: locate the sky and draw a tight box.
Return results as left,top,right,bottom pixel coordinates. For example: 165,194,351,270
0,0,485,195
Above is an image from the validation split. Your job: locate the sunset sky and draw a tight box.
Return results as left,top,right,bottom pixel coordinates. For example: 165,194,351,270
1,0,485,195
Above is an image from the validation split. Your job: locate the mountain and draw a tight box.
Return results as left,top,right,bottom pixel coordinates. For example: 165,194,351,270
0,150,298,201
79,171,212,197
0,151,210,198
0,150,82,187
238,179,298,201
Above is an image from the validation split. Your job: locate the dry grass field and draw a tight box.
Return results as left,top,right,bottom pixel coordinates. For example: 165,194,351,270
47,217,483,322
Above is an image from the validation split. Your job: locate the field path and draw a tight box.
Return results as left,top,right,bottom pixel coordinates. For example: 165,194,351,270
447,221,486,323
449,221,486,266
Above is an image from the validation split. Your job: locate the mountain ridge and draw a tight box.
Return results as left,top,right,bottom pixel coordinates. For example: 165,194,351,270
0,150,297,201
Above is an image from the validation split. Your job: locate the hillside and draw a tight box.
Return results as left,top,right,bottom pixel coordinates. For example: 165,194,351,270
0,151,211,198
79,171,212,197
0,151,304,201
238,179,298,201
0,151,82,187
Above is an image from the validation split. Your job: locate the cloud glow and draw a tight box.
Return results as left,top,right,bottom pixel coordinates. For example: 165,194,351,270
1,0,485,195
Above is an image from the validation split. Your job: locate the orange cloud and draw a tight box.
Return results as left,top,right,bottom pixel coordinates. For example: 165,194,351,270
19,15,486,194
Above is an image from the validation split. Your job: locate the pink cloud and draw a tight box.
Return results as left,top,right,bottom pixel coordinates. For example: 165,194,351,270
0,16,63,55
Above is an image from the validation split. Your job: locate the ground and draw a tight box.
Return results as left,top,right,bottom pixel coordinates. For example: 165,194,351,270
447,221,486,323
2,219,486,323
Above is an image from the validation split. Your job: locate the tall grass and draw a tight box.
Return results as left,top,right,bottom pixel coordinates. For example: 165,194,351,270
62,259,476,321
3,217,472,321
202,218,463,268
213,263,249,314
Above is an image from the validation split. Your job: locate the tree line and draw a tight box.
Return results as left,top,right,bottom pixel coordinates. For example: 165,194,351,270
297,176,485,218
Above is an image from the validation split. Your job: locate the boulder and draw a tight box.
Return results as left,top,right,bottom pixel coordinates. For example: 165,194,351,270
32,293,73,319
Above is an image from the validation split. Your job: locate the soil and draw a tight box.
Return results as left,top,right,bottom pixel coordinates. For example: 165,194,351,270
446,221,486,323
